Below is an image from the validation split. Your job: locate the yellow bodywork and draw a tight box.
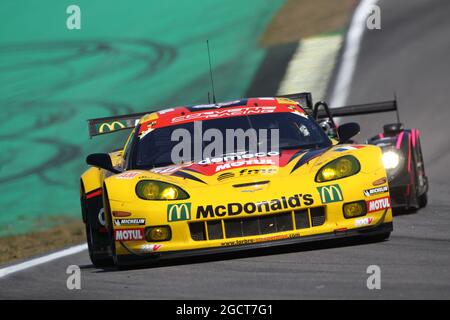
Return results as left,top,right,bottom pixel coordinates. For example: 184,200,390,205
81,141,393,257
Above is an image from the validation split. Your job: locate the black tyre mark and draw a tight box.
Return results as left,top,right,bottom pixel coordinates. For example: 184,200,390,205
0,39,177,186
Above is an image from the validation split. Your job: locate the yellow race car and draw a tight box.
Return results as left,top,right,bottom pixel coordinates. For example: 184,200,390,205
80,93,393,267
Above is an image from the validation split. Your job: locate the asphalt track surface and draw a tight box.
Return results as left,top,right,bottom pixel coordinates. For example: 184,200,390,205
1,0,450,299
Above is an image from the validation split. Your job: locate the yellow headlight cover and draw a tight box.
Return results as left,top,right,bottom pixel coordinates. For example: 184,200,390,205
136,180,189,200
160,186,179,200
316,155,360,182
138,182,160,200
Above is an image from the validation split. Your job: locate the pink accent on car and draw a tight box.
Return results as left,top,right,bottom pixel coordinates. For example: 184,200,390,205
396,131,404,149
407,133,412,173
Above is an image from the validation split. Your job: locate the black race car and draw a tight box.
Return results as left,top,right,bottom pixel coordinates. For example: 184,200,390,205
281,93,428,212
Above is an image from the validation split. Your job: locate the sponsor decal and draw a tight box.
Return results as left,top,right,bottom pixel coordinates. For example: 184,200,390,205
171,106,276,123
140,244,163,253
167,203,192,222
238,167,278,176
367,196,391,213
114,218,145,226
317,184,343,204
196,194,314,219
114,228,144,241
150,164,191,175
116,171,140,179
221,233,301,247
215,158,277,173
189,151,280,174
217,172,235,181
198,151,279,165
355,217,374,227
96,121,126,133
364,185,389,197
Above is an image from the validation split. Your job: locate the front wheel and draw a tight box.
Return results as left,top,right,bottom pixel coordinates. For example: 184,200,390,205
85,218,114,267
81,186,114,268
418,192,428,208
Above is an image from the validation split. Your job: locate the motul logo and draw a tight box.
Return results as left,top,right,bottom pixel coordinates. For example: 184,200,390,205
114,229,144,241
367,197,391,213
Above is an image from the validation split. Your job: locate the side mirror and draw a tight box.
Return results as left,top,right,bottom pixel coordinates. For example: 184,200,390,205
338,122,360,144
86,153,121,174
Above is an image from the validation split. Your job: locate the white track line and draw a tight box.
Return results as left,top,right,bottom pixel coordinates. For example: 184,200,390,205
329,0,379,107
0,243,87,279
277,35,343,101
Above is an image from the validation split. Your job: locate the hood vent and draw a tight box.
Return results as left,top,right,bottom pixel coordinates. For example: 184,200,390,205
232,180,269,188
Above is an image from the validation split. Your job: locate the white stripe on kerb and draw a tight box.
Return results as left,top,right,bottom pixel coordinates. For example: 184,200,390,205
0,243,87,279
329,0,379,108
277,35,343,101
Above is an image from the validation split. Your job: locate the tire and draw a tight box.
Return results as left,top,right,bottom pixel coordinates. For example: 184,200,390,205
81,185,114,268
418,192,428,208
85,219,114,267
413,135,428,209
102,186,122,268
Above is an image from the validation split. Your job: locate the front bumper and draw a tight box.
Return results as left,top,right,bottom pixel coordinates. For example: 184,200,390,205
115,221,393,266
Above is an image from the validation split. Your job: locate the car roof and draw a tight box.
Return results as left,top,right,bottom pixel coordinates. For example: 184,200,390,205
137,97,308,137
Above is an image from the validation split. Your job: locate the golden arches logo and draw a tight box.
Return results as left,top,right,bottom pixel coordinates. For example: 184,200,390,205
317,184,343,204
98,121,126,133
167,203,191,222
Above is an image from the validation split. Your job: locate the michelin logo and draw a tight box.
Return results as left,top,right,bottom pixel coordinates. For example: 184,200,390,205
364,186,389,197
114,218,145,226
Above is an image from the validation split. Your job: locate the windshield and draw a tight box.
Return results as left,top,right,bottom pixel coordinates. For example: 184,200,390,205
131,112,331,169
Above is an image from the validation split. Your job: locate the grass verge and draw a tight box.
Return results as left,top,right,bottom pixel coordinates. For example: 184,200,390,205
0,219,85,265
261,0,357,46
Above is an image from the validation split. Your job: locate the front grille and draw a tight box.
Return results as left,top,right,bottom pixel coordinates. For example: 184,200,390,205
207,221,223,240
223,212,293,238
294,209,310,229
310,207,326,226
189,222,206,241
189,206,326,241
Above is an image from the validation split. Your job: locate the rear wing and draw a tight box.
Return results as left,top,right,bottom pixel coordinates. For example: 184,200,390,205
278,92,399,123
87,112,149,138
317,100,398,119
88,94,398,137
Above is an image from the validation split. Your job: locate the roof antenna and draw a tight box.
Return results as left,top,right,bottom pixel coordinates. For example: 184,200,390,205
394,92,401,123
206,40,217,104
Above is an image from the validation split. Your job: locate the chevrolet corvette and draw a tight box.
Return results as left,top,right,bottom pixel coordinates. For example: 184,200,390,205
80,93,399,267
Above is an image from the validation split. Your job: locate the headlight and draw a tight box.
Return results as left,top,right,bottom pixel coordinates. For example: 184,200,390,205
343,201,367,218
382,150,400,169
316,155,360,182
136,180,189,200
145,226,171,241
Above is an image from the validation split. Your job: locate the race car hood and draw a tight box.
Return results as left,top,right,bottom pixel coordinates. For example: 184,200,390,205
105,144,384,201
